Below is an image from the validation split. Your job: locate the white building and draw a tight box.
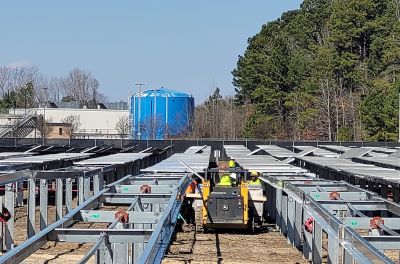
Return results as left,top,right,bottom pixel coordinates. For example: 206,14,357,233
11,107,129,139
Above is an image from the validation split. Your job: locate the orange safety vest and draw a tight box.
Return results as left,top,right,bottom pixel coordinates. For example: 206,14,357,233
186,180,197,194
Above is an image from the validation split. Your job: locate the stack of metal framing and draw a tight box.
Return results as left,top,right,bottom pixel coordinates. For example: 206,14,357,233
0,146,206,264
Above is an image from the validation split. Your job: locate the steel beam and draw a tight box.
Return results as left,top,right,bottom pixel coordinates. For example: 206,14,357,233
50,228,152,243
80,211,161,224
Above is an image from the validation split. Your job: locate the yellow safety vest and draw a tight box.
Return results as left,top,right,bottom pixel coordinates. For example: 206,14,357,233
248,178,261,186
228,160,235,168
218,175,232,186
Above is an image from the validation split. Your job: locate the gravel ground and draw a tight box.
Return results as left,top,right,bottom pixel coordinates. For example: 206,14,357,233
163,227,309,264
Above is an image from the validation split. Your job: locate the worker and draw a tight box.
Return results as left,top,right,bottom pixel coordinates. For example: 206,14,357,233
183,180,197,225
230,172,237,182
248,171,261,185
185,180,197,194
228,158,236,168
217,173,233,187
228,158,237,185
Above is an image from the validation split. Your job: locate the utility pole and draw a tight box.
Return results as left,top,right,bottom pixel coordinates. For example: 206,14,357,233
135,83,144,140
42,87,48,145
398,93,400,142
153,87,157,139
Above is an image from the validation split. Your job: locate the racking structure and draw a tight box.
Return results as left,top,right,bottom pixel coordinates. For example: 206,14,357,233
0,146,208,264
224,144,400,263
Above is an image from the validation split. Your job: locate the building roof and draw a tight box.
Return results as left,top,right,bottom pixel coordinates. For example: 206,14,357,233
46,122,72,127
135,87,192,98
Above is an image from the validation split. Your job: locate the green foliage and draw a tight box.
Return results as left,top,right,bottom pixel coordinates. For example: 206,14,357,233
232,0,400,141
0,82,35,110
360,79,399,141
337,126,353,141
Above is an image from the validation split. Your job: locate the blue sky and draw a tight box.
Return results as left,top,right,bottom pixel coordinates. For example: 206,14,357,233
0,1,302,103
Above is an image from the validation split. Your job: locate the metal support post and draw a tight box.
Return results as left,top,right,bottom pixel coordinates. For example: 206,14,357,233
5,183,15,250
302,210,313,260
275,188,282,229
16,181,24,207
287,196,295,245
78,177,84,205
27,179,36,238
281,195,288,235
112,222,129,263
312,221,323,264
56,179,63,221
65,178,73,214
294,201,302,249
40,179,48,230
133,201,144,263
93,174,100,208
84,177,90,201
327,228,340,264
93,174,100,195
97,240,113,264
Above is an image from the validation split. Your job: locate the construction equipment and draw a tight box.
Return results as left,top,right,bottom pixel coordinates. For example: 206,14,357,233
201,163,266,231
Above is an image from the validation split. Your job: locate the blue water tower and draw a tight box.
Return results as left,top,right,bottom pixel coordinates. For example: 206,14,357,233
130,87,194,139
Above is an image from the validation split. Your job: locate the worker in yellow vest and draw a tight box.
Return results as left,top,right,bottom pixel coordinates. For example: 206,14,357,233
217,174,233,187
248,171,261,185
228,158,236,168
228,158,238,185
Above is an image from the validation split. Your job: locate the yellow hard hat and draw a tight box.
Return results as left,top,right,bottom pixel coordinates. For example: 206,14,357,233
250,171,258,177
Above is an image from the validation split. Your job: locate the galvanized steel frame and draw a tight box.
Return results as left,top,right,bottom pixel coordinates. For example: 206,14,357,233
226,144,398,263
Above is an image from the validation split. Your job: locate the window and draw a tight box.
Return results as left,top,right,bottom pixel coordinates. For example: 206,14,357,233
59,128,63,135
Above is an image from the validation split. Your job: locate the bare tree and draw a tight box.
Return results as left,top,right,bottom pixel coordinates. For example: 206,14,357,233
192,94,249,139
115,116,130,138
0,65,42,101
61,115,81,138
37,116,54,138
59,68,106,105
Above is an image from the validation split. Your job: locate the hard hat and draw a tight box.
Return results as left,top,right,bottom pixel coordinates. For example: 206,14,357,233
230,173,237,179
250,171,258,177
228,160,235,168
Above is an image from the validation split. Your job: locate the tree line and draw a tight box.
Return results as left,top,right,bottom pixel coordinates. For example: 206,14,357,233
192,87,251,139
230,0,400,141
0,66,107,111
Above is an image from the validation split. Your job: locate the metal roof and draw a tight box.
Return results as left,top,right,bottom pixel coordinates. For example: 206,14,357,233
135,88,192,98
353,156,400,170
318,145,352,153
184,145,208,154
0,152,33,160
224,145,307,174
297,156,400,183
256,145,297,158
293,146,339,158
339,148,373,159
224,145,251,157
74,153,152,165
142,147,211,173
0,153,93,164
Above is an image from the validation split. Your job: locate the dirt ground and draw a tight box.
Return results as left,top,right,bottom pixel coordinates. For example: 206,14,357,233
163,226,309,264
0,195,114,264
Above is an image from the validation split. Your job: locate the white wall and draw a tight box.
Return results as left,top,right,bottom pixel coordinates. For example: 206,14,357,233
12,108,129,138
